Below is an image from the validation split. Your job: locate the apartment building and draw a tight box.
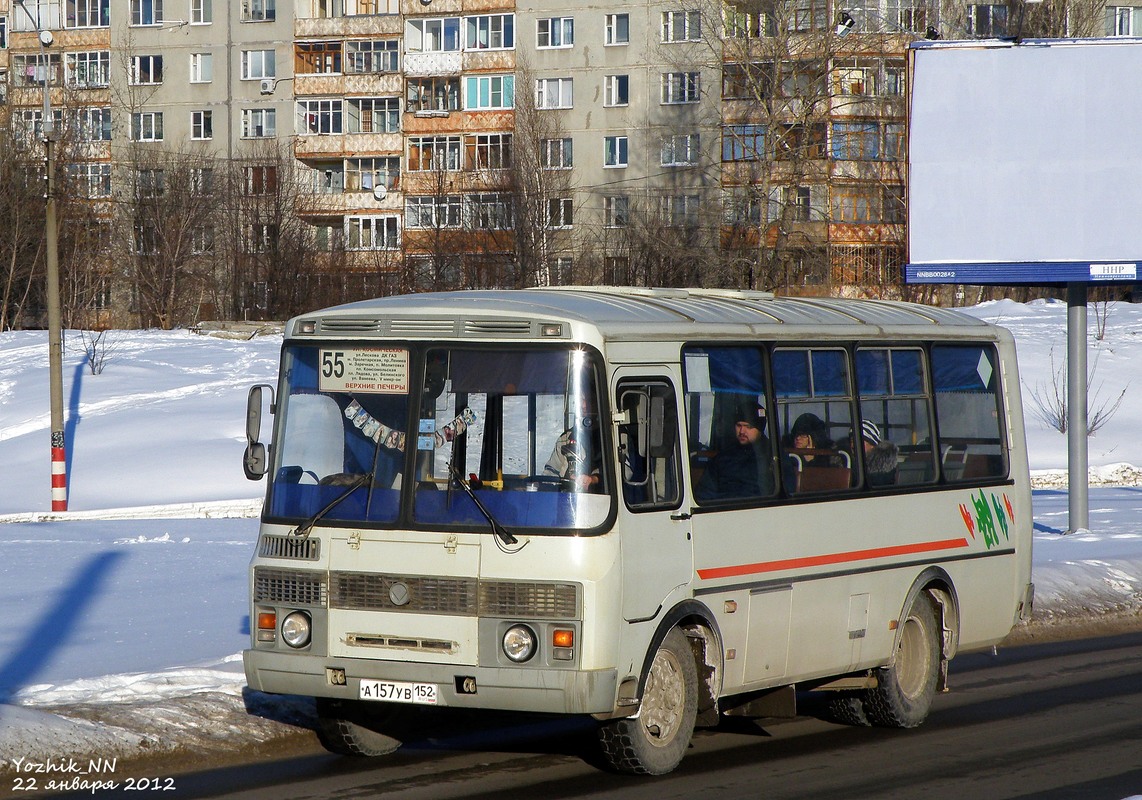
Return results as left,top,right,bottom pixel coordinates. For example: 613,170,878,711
0,0,1115,326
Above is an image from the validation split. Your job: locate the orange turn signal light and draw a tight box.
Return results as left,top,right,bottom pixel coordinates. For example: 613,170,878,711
257,611,277,630
552,629,574,648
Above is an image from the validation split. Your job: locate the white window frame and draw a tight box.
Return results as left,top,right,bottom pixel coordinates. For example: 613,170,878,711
537,17,574,48
346,97,400,133
190,52,213,83
242,0,275,22
661,133,700,166
70,162,111,198
191,109,213,140
74,107,111,141
347,216,400,250
297,98,344,135
465,193,513,229
661,194,700,227
541,137,573,169
346,40,399,73
662,71,701,104
242,107,276,138
191,0,212,24
406,17,461,53
241,49,276,80
547,197,573,228
408,135,462,171
536,77,573,109
464,74,514,110
604,135,628,167
129,54,163,85
405,195,463,228
605,12,629,45
604,195,629,227
1115,6,1134,35
68,0,110,28
130,0,163,26
604,74,629,107
67,51,110,88
662,10,701,42
131,111,164,141
466,14,514,50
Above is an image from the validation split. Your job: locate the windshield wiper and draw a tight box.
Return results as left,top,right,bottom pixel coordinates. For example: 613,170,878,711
447,462,518,547
291,472,372,539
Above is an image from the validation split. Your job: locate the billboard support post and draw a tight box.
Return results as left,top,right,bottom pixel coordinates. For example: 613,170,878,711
1066,283,1089,532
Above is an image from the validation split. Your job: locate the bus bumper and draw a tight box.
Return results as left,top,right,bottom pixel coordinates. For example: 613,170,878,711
244,649,619,715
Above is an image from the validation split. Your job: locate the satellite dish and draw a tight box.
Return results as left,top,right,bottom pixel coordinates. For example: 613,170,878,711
373,184,388,201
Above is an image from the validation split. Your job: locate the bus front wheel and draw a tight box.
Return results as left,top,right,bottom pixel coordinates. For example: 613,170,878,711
598,628,698,775
315,698,403,757
863,592,940,728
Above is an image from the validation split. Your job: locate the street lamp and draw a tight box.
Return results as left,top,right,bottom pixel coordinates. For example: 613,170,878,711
15,0,67,511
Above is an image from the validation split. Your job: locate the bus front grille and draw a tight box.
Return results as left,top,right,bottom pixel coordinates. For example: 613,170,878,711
328,572,580,619
258,534,320,561
253,567,327,607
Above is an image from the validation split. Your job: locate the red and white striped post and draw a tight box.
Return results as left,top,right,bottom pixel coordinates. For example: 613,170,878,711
51,430,67,511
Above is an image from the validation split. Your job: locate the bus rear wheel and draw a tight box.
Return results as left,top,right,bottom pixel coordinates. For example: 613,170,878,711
315,698,403,757
863,592,940,728
598,628,698,775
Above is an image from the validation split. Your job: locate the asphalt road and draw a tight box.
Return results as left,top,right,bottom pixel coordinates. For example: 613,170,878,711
41,631,1142,800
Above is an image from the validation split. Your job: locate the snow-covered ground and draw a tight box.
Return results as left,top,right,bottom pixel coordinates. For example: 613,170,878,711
1,298,1140,777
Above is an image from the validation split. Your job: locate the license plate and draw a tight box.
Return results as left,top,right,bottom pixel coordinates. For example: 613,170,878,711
359,680,438,705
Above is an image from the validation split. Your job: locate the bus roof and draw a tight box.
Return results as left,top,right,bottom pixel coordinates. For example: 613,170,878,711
287,287,1001,342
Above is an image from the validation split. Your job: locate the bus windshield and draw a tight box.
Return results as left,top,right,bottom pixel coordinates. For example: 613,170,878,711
265,343,610,533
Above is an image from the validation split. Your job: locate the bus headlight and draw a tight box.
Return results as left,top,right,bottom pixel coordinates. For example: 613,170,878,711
281,611,312,648
502,624,537,663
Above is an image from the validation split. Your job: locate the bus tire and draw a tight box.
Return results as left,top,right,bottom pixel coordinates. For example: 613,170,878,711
315,698,403,757
863,592,940,728
597,628,697,775
826,692,870,726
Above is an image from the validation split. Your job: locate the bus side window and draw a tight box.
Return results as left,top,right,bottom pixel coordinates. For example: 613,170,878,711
618,380,682,510
932,345,1008,482
855,347,936,488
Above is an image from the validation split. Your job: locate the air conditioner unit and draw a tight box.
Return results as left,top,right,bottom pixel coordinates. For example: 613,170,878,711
259,78,275,94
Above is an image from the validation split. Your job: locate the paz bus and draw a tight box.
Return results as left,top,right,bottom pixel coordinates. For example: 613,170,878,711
241,287,1033,775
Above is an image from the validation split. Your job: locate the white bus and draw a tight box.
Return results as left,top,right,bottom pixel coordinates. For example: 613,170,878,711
242,287,1033,775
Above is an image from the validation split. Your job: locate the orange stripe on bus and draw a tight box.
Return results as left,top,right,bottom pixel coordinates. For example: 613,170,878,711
696,538,971,581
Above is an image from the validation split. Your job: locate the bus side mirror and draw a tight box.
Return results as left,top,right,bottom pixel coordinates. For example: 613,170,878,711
243,384,274,480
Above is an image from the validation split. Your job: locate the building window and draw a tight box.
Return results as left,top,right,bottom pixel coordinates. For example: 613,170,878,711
191,110,213,139
405,195,462,227
130,55,163,85
408,135,462,171
0,16,6,48
466,133,512,170
243,0,275,22
191,0,212,24
242,108,276,138
723,190,763,225
190,53,213,83
131,0,163,26
347,97,399,133
297,41,342,74
831,121,880,160
466,14,514,49
722,124,765,161
466,193,513,229
241,49,276,80
191,225,215,255
464,74,514,110
67,51,110,88
346,156,400,191
547,197,573,228
131,111,164,141
297,99,343,135
190,167,214,196
541,137,573,169
536,77,573,109
605,13,629,44
725,8,773,37
347,40,399,73
406,76,460,112
247,223,278,253
244,165,277,195
887,0,930,32
13,53,62,87
136,168,165,197
882,185,906,224
833,185,878,223
74,107,111,141
967,4,1008,36
69,163,111,198
68,0,110,28
662,10,701,42
662,194,700,227
662,71,700,103
661,133,699,166
347,216,399,249
406,17,461,52
1113,6,1135,35
604,135,628,167
604,195,629,227
604,74,629,107
537,17,574,48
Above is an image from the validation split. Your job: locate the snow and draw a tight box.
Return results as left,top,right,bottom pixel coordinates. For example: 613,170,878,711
1,299,1141,772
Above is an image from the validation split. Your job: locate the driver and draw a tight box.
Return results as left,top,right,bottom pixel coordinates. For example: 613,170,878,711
544,390,602,491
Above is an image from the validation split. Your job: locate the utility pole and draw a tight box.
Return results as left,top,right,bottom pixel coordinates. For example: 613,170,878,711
16,0,67,511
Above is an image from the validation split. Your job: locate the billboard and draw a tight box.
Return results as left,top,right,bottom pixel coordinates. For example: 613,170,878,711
906,39,1142,285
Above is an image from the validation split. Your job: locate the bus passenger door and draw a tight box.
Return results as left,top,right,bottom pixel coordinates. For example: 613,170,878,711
614,374,693,622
